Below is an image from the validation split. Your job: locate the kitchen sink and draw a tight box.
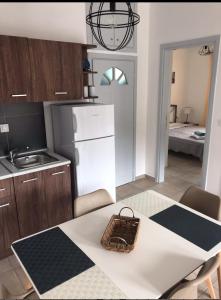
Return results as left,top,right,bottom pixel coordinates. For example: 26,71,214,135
8,152,58,169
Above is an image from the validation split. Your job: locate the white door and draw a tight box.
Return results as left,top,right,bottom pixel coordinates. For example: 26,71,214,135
73,105,114,141
75,136,116,200
91,56,135,186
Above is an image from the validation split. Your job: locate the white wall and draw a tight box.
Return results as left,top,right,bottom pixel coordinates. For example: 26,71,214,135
0,3,87,43
146,3,221,195
136,3,149,176
171,47,210,125
0,2,149,178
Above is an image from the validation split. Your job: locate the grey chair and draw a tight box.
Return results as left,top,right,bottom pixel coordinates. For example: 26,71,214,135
180,185,221,299
74,189,115,218
167,255,220,299
180,185,220,220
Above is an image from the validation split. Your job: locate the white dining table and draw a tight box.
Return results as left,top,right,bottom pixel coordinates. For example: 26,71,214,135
11,190,221,299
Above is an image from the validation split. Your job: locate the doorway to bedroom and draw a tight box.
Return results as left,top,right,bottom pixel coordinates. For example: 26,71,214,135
165,45,212,187
156,36,220,190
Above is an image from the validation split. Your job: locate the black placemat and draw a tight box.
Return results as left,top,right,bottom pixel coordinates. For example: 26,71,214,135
150,205,221,251
12,227,95,294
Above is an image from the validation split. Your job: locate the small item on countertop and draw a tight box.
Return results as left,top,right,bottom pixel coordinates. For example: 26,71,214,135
101,207,140,253
83,58,91,71
88,85,96,97
83,86,88,98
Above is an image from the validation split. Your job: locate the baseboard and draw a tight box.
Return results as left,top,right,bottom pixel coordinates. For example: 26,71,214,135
135,174,156,182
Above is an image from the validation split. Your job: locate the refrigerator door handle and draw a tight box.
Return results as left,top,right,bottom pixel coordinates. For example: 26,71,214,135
73,113,77,133
75,148,80,165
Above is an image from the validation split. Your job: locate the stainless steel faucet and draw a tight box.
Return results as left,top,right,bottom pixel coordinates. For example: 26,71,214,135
9,149,18,164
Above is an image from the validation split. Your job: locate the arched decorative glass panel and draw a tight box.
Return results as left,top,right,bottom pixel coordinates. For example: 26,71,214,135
114,68,122,81
100,76,110,86
118,74,128,85
105,68,113,81
100,67,128,86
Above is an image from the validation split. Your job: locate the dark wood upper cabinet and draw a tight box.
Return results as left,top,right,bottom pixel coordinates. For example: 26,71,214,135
14,172,48,237
0,178,20,259
56,42,83,100
29,39,83,101
44,165,73,227
28,39,54,101
0,35,31,102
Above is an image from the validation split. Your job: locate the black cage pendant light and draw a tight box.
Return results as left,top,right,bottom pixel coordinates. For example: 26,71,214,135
86,2,140,51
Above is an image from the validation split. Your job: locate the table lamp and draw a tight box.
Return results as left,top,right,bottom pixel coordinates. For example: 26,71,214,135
182,107,192,124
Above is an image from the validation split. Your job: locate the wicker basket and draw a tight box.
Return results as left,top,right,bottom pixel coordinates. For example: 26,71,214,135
101,207,140,253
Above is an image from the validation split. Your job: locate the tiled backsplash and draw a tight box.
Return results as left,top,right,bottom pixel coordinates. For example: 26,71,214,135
0,102,47,157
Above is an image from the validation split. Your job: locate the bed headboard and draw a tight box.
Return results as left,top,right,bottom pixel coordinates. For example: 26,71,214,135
170,104,177,123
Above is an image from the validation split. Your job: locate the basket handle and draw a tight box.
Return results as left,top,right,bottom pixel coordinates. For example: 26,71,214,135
108,236,128,246
118,207,135,218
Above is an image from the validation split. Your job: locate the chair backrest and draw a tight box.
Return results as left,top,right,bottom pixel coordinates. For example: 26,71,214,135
168,255,219,299
74,189,115,218
180,185,221,220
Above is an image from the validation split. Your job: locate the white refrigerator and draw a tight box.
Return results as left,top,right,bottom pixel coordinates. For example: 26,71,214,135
52,103,116,201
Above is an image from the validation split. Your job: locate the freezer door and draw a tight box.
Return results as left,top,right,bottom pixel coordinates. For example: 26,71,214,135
73,105,114,141
75,136,116,201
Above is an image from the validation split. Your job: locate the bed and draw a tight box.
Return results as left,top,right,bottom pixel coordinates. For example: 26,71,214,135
169,105,205,161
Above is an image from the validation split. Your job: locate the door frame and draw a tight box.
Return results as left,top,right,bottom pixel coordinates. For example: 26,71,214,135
88,52,137,184
156,35,220,188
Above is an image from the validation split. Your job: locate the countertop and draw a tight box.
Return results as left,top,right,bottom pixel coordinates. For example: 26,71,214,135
0,149,71,180
0,162,12,180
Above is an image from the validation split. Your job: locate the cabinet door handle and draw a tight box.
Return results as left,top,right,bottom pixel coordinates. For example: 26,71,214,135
0,203,10,209
51,171,65,176
0,188,6,192
11,94,27,97
55,92,68,95
22,178,38,183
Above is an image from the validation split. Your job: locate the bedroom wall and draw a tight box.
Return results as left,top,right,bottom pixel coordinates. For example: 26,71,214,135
171,47,211,125
146,3,221,195
171,49,189,121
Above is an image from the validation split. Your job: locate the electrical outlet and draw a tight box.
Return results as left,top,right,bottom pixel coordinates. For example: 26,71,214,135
0,124,9,133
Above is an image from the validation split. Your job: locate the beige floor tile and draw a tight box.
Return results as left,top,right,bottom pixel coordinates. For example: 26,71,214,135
151,181,186,198
170,191,185,202
116,183,142,200
164,175,192,190
130,177,157,191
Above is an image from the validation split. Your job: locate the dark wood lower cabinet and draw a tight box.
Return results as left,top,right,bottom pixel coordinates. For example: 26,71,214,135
0,179,20,259
14,171,48,238
0,164,73,258
44,165,73,227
